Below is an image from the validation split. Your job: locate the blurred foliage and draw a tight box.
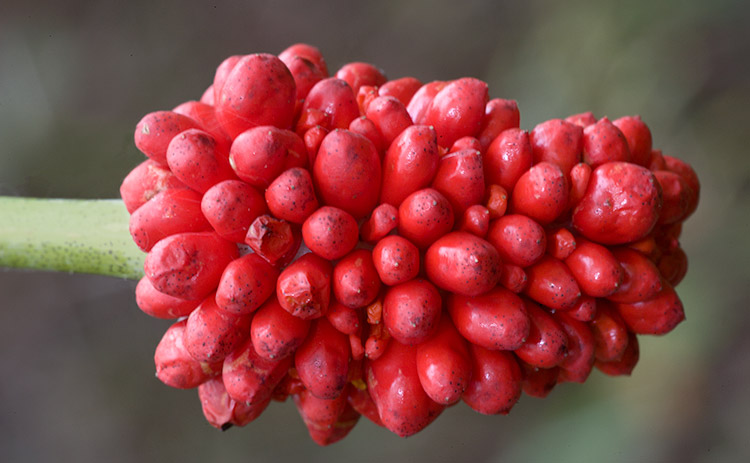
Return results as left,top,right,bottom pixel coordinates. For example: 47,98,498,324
1,0,749,461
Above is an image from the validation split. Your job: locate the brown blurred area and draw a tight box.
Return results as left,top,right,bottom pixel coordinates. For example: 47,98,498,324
1,0,749,461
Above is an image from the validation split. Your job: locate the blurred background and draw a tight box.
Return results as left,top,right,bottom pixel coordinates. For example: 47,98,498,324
1,0,748,461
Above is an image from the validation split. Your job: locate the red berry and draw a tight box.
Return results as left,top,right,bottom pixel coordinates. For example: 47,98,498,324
276,253,333,320
250,296,311,360
398,188,455,249
144,232,238,301
484,128,533,193
335,62,387,93
529,119,583,177
216,53,296,137
425,231,501,297
313,129,382,219
582,117,631,167
215,253,279,315
372,235,420,286
302,206,359,260
244,215,300,267
135,276,199,319
134,110,201,165
432,148,486,215
378,77,422,106
380,125,440,207
295,318,351,399
365,340,444,437
332,249,381,309
265,167,319,224
155,320,221,389
199,376,270,429
462,344,522,414
524,256,581,311
302,78,360,130
120,159,187,214
415,317,472,405
422,77,489,148
202,180,268,243
230,126,306,188
487,214,546,268
514,299,569,368
222,337,293,405
478,98,520,151
572,162,662,245
383,279,442,346
185,295,252,363
511,161,569,225
448,286,530,350
565,240,623,297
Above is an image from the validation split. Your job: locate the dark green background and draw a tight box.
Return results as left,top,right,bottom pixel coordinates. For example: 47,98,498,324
2,0,749,461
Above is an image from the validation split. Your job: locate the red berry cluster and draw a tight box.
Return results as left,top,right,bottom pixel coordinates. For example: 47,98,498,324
123,43,699,445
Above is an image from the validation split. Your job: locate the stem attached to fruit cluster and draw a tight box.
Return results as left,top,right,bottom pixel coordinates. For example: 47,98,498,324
0,197,144,280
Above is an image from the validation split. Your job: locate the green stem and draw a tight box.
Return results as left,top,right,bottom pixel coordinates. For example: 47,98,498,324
1,197,144,280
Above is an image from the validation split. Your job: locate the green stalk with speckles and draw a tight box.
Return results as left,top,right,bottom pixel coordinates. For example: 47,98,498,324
0,197,144,280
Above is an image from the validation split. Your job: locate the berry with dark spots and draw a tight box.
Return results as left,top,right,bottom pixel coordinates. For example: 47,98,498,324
462,344,522,414
295,317,351,399
406,80,447,124
372,235,420,286
185,295,252,363
511,161,569,225
529,118,583,178
447,286,530,351
336,62,387,94
546,227,577,261
607,248,663,304
477,98,520,152
524,255,581,311
222,336,293,405
458,204,490,238
216,53,297,138
365,96,413,147
378,76,422,107
265,167,319,225
398,188,455,249
244,214,300,267
595,331,640,376
425,231,501,297
416,316,472,405
201,180,268,243
250,296,310,361
332,249,381,309
360,203,399,244
484,128,533,193
215,253,279,315
302,78,360,129
582,117,632,167
276,253,332,320
487,213,546,268
380,125,440,207
365,340,445,437
313,129,382,219
144,232,238,301
382,278,442,346
155,320,221,389
229,126,306,188
134,110,202,165
422,77,489,148
565,240,623,298
514,298,569,368
120,159,187,214
572,161,662,245
302,206,359,260
432,148,486,215
129,188,212,252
